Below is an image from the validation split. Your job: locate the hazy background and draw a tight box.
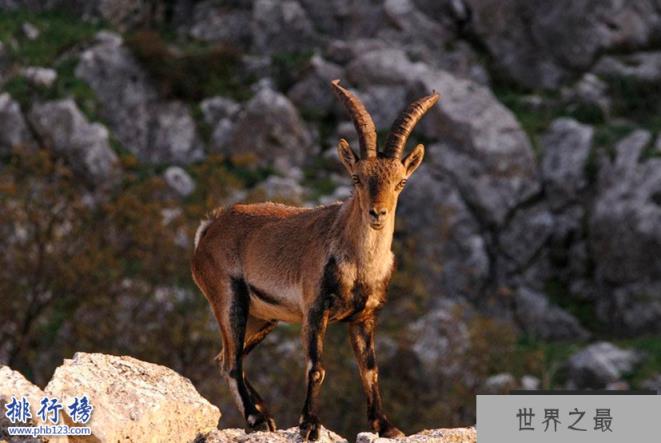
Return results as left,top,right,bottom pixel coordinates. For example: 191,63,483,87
1,0,660,438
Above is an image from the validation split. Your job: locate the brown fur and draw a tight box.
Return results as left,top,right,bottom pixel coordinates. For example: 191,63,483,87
191,86,433,440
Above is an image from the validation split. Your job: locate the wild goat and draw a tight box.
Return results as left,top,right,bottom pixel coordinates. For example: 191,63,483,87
191,80,439,440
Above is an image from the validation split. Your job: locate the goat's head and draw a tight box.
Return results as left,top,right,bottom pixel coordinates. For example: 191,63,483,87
331,80,439,230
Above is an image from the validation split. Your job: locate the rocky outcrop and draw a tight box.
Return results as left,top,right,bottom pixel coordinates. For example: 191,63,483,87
28,99,120,185
357,427,476,443
1,355,473,443
466,0,661,88
540,118,594,209
0,93,34,155
76,32,204,165
0,366,46,439
565,342,643,389
220,87,314,173
44,352,220,443
201,427,347,443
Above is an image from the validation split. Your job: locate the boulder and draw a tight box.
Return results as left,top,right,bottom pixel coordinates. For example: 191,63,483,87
45,352,220,443
481,373,517,394
0,366,46,439
540,118,594,208
593,51,661,83
288,55,344,116
565,342,642,389
201,427,346,443
356,427,476,443
561,73,611,116
398,166,489,300
28,99,120,185
223,88,314,173
514,287,589,341
200,96,241,127
253,175,305,203
465,0,661,89
0,93,34,155
20,66,57,88
641,374,661,394
590,129,661,293
21,22,39,40
76,31,203,165
163,166,195,197
251,0,319,54
188,1,252,48
498,204,554,270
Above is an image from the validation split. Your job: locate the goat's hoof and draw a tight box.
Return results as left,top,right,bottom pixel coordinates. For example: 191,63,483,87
379,423,406,438
299,416,321,441
374,418,405,439
245,413,272,433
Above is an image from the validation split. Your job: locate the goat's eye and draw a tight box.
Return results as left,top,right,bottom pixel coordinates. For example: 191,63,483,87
352,175,360,185
396,179,407,190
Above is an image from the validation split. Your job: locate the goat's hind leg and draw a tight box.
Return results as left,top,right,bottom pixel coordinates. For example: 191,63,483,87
211,277,273,433
242,316,278,431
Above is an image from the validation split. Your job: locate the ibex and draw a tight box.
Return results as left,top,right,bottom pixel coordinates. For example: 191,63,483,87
191,80,439,440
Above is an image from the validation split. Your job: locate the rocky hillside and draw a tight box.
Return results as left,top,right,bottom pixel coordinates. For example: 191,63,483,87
0,353,476,442
1,0,660,438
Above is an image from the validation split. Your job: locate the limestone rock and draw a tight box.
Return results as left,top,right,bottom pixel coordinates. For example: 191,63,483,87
76,31,203,165
565,342,642,389
0,93,34,155
593,51,661,83
201,427,346,443
466,0,661,88
28,99,120,185
0,366,46,441
163,166,195,197
514,287,589,341
540,118,593,208
223,88,314,173
356,427,476,443
20,67,57,88
45,352,220,443
251,0,319,54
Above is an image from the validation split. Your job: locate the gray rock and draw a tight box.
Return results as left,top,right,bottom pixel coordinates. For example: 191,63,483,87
253,175,305,203
0,93,34,154
514,287,589,341
223,87,314,173
482,373,517,394
465,0,661,88
252,0,319,54
21,21,39,40
20,66,57,87
499,203,554,269
520,375,540,391
590,130,661,288
540,118,594,208
416,73,538,225
189,1,252,48
288,55,344,115
163,166,195,197
399,166,489,300
596,281,661,335
641,374,661,394
28,99,120,185
561,73,611,116
656,134,661,154
593,51,661,83
76,32,204,165
200,96,240,126
566,342,642,389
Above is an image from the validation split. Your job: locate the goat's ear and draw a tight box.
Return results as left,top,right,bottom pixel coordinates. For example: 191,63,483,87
402,144,425,177
337,138,359,173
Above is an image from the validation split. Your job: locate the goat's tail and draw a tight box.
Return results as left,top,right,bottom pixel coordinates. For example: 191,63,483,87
193,207,224,251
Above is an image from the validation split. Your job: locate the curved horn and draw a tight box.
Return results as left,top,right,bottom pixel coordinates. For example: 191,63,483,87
383,92,440,159
331,79,377,159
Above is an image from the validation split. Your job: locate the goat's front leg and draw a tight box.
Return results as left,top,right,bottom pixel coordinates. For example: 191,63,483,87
299,301,330,441
349,317,404,438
